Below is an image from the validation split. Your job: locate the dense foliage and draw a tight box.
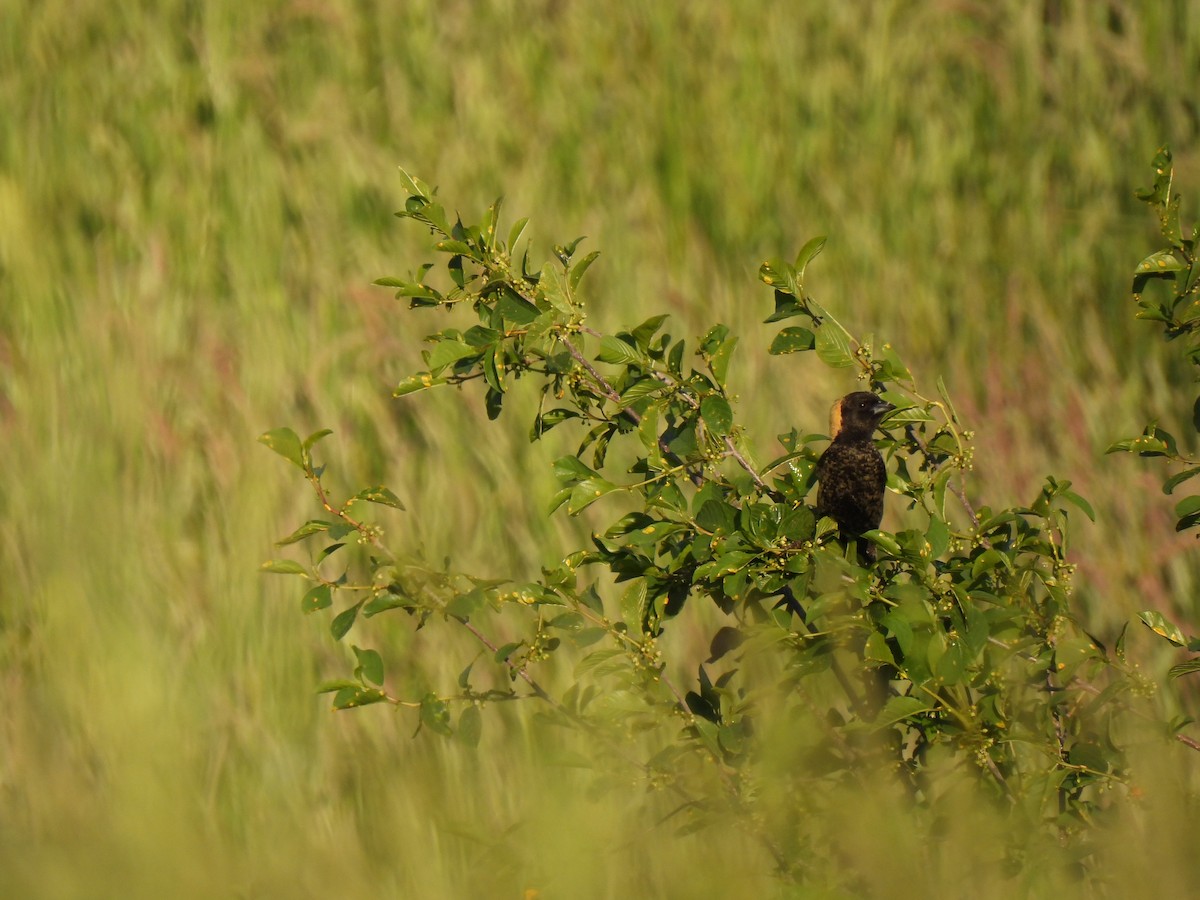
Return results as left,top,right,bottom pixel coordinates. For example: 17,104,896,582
1111,147,1200,681
261,151,1200,885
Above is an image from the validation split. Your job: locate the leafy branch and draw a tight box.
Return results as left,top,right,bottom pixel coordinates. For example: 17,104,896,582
257,165,1191,885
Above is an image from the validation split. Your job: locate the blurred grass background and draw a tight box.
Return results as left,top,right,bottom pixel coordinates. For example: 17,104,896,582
2,0,1200,896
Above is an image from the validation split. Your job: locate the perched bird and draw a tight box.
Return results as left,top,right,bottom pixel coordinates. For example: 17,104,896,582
816,391,894,562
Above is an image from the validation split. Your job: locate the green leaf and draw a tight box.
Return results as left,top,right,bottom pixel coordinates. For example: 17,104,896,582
394,372,448,396
926,516,950,558
301,583,332,613
353,646,385,686
568,477,618,515
351,486,406,510
458,706,483,747
794,235,827,278
700,395,733,436
621,580,648,632
397,167,433,200
554,455,597,484
494,641,523,664
1134,249,1186,274
1168,658,1200,679
873,695,931,729
507,216,530,253
618,378,663,406
758,259,797,293
692,717,723,757
882,405,934,424
316,679,361,695
434,239,475,256
814,319,855,368
317,543,345,564
446,589,485,618
496,287,541,325
931,467,954,519
276,519,332,546
427,339,480,372
597,335,646,367
1138,610,1188,647
330,604,360,641
419,693,453,737
764,289,807,323
260,559,308,576
531,407,582,440
631,314,670,349
865,630,896,665
569,250,601,292
1060,489,1095,522
861,530,903,558
483,346,505,395
364,591,413,616
934,638,968,684
303,428,334,451
1110,433,1170,457
1175,495,1200,520
332,687,387,710
538,265,572,314
1164,467,1200,495
667,339,686,375
769,327,816,354
578,584,604,614
708,335,738,384
258,427,306,470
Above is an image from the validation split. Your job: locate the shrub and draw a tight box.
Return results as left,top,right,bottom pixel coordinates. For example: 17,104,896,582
262,155,1198,886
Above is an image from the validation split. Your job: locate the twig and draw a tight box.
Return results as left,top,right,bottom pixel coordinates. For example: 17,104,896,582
457,616,553,703
723,434,771,492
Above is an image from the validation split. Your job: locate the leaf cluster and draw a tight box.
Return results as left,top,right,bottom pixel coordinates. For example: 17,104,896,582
258,169,1185,884
1110,147,1200,683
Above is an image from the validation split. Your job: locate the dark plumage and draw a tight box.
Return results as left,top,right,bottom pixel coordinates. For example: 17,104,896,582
816,391,894,562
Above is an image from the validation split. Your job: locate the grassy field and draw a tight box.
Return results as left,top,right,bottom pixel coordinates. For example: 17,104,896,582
3,0,1200,896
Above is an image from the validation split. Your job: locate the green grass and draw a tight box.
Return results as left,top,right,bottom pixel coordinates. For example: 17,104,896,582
2,0,1200,895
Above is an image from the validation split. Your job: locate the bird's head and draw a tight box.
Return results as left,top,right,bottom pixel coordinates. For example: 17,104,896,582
830,391,894,442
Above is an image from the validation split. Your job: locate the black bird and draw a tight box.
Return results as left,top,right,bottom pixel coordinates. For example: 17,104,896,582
816,392,894,562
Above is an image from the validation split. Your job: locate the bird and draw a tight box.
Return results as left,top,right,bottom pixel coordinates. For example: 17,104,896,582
816,391,894,562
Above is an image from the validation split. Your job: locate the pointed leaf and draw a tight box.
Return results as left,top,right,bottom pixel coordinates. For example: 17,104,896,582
352,486,406,510
301,584,332,613
331,604,360,641
568,477,618,515
419,693,453,737
276,519,333,546
458,706,483,747
1138,610,1188,647
260,559,308,576
700,395,733,436
258,428,306,470
1134,250,1186,274
794,235,826,278
769,327,816,354
394,372,448,396
353,646,385,686
814,319,855,368
1164,467,1200,495
427,340,480,372
569,250,601,292
597,335,646,367
303,428,334,451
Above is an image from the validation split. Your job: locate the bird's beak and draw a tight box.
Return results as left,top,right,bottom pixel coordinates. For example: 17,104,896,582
873,399,896,420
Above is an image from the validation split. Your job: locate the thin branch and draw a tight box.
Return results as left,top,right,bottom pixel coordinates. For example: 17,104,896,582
1175,732,1200,752
457,616,553,703
561,336,636,417
722,434,772,493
